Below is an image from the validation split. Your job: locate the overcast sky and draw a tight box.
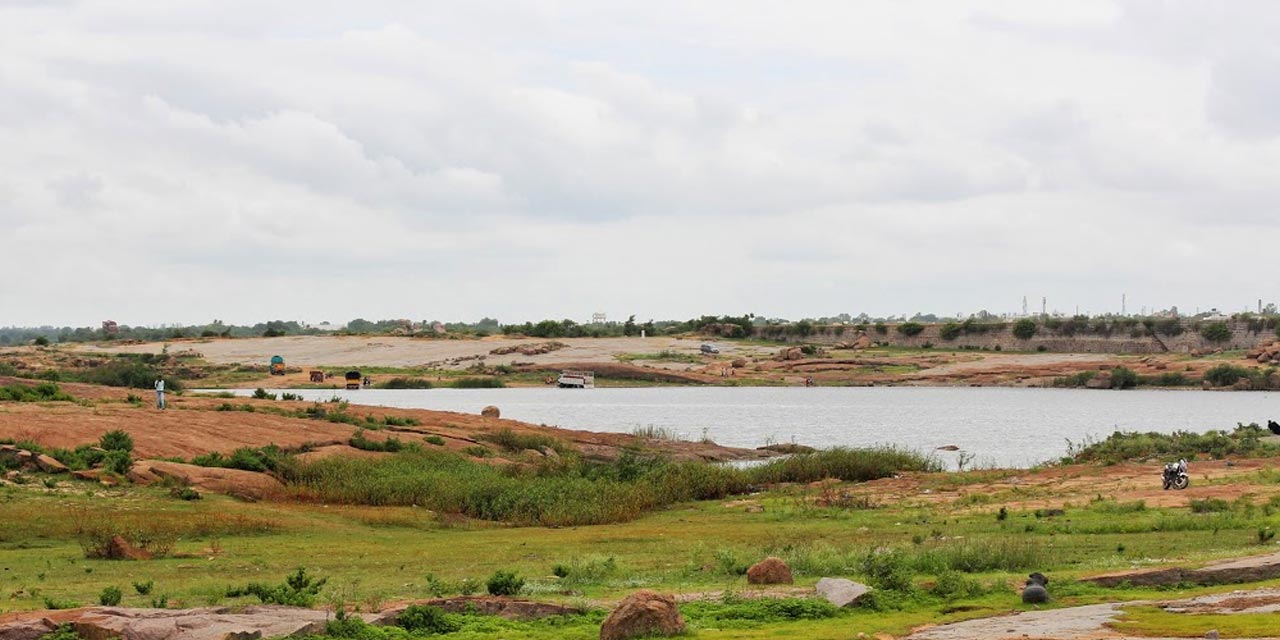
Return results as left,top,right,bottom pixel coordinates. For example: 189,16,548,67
3,1,1279,327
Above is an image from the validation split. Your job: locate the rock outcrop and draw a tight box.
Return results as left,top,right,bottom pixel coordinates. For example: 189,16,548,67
746,557,794,585
599,590,685,640
1082,551,1280,588
814,578,870,607
0,606,341,640
480,406,501,418
127,461,283,500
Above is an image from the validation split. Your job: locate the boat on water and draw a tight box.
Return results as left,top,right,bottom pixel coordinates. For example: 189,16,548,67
557,370,595,389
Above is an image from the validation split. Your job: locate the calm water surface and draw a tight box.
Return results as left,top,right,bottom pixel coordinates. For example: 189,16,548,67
220,387,1280,468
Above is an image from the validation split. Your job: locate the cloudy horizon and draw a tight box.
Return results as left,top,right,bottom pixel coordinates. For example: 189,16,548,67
3,1,1279,328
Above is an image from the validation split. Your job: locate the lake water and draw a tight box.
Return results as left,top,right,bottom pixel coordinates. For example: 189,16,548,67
215,387,1280,468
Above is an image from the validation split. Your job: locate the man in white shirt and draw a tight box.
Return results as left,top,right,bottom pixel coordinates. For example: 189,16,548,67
154,378,166,410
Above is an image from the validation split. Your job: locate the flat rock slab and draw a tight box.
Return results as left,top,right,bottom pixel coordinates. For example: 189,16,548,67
128,461,284,501
0,606,360,640
814,578,871,608
904,603,1130,640
1082,551,1280,588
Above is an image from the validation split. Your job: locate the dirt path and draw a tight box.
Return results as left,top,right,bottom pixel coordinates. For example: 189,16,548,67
904,588,1280,640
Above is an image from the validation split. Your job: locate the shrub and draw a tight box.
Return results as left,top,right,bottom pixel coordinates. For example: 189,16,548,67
0,381,76,402
99,430,134,453
191,446,286,473
486,570,525,596
280,392,302,401
451,377,505,389
1189,498,1231,513
424,435,446,446
102,450,133,475
251,388,276,400
349,430,407,453
1012,319,1037,340
1204,364,1249,387
938,323,962,341
930,570,985,600
132,580,154,595
896,323,925,337
478,428,572,456
860,550,915,593
78,361,180,390
396,604,460,634
874,323,888,335
1110,367,1138,389
99,585,123,606
41,625,80,640
1201,322,1232,343
380,377,434,389
226,568,326,607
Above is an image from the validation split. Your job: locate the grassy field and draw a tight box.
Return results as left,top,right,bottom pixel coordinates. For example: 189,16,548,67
4,458,1280,637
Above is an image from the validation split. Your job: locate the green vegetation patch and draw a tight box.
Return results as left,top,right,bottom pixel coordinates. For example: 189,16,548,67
1064,424,1280,465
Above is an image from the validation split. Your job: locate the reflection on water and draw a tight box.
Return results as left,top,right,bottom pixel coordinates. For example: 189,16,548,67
208,387,1280,468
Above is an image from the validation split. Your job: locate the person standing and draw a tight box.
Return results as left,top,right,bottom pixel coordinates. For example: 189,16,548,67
154,378,166,410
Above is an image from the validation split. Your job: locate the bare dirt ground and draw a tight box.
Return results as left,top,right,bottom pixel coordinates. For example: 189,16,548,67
0,376,775,464
69,335,758,369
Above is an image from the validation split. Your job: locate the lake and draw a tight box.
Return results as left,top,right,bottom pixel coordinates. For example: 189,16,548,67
214,387,1280,468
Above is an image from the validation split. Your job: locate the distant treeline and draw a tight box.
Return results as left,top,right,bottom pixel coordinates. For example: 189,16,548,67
3,311,1277,345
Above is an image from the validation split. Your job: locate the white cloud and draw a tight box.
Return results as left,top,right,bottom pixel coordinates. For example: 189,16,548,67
1,1,1278,327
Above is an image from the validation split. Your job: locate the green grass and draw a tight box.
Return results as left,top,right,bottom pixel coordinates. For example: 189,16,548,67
617,351,703,364
1111,605,1280,638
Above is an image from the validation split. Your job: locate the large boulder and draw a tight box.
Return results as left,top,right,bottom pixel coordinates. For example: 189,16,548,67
127,461,283,501
746,557,794,585
0,619,55,640
102,535,153,561
815,578,871,607
35,454,69,474
599,590,685,640
1021,572,1049,604
481,406,501,418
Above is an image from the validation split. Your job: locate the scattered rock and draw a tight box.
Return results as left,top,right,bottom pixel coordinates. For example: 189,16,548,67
0,619,55,640
1021,572,1049,604
481,406,501,418
374,597,579,622
34,454,69,474
815,578,871,607
103,535,153,561
489,342,567,356
936,445,960,452
599,590,686,640
746,557,794,585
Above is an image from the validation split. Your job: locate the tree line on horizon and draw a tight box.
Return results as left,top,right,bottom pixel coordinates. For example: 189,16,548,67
3,310,1277,346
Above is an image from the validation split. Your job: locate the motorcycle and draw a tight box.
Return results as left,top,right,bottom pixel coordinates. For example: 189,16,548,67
1162,459,1189,490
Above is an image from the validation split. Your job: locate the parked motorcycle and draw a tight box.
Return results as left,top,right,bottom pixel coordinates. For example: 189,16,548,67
1162,458,1189,490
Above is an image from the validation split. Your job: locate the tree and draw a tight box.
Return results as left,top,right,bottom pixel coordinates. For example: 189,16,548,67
623,315,638,337
1012,319,1037,340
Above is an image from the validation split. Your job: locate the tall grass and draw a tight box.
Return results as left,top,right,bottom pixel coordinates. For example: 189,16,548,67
1064,424,1280,464
0,382,74,402
280,446,937,526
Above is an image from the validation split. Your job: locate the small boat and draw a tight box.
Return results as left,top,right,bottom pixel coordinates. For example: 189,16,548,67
557,370,595,389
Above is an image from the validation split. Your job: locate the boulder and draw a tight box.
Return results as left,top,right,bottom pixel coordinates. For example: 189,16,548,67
481,406,501,418
815,578,871,607
127,461,283,501
374,597,579,622
35,454,69,474
103,535,153,561
853,335,873,350
1021,572,1049,604
746,557,794,585
0,619,55,640
599,590,685,640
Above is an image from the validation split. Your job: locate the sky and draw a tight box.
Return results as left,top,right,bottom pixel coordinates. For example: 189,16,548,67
2,1,1279,327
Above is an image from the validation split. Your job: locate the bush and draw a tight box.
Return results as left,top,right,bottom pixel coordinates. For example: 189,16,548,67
0,382,75,402
226,568,326,607
1204,364,1250,387
132,580,154,595
486,570,525,596
252,388,276,400
874,323,888,335
380,377,434,389
191,446,286,473
102,450,133,475
424,435,446,446
1201,322,1232,343
478,428,571,456
896,322,925,337
78,361,180,390
1110,367,1138,389
1190,498,1231,513
396,604,460,634
1012,319,1037,340
99,430,134,453
99,585,123,606
450,377,505,389
1065,424,1280,464
938,323,962,341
